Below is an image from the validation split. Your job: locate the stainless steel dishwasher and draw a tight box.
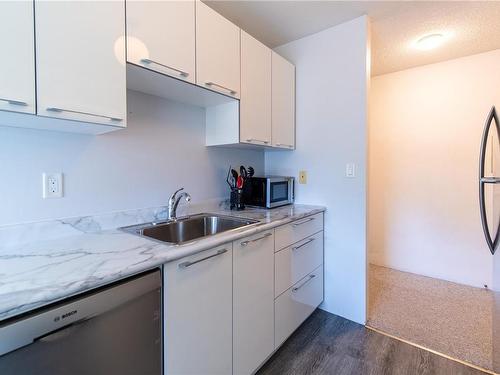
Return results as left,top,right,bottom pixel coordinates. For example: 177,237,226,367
0,269,162,375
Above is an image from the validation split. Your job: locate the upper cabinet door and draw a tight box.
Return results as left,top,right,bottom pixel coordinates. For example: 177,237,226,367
240,31,271,146
0,1,35,114
126,0,195,84
272,52,296,149
35,1,127,127
196,1,240,99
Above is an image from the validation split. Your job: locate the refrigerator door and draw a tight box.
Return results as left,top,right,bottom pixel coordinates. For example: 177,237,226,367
479,106,500,255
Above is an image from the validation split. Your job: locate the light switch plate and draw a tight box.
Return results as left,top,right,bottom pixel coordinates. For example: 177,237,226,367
43,173,64,198
345,163,356,178
299,170,307,184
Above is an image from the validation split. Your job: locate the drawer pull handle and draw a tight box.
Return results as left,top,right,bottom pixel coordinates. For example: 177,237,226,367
141,58,189,77
275,143,293,148
292,274,316,292
205,81,237,95
292,238,315,251
0,97,28,106
178,249,227,268
46,107,122,122
246,138,270,145
293,217,315,226
241,232,272,247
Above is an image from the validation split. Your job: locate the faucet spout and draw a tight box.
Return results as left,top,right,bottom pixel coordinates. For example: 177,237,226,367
168,188,191,221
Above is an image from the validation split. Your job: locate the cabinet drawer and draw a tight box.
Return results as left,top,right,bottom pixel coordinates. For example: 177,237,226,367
275,265,323,348
275,231,323,297
275,213,323,251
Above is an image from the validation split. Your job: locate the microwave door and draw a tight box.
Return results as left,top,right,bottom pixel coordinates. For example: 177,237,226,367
269,180,292,207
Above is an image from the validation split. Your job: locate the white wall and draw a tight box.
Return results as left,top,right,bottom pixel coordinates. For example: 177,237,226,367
369,49,500,288
0,90,264,226
266,16,370,324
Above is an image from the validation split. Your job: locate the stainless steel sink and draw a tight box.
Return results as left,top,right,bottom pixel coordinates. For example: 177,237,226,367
121,213,259,244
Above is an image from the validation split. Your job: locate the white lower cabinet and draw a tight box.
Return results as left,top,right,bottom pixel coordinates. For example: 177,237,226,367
163,213,324,375
164,244,232,375
275,265,324,348
275,213,324,251
275,231,323,297
233,231,275,375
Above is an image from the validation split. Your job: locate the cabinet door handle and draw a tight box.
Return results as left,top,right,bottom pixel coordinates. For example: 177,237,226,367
46,107,123,122
205,81,237,95
292,274,316,292
275,143,293,148
240,232,272,247
292,238,315,251
140,58,189,77
0,97,28,106
293,217,315,226
178,249,228,269
246,138,270,145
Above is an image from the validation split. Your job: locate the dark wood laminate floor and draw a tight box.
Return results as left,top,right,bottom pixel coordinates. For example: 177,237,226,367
258,309,487,375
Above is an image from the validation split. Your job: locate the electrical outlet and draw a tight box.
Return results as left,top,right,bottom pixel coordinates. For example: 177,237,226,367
299,170,307,184
43,173,64,199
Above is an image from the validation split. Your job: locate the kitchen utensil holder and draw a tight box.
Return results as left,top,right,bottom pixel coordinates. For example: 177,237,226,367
230,188,245,210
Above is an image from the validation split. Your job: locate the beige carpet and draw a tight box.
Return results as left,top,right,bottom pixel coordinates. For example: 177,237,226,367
368,264,494,371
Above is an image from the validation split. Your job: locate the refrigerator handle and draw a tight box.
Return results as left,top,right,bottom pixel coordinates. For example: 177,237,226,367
479,106,500,255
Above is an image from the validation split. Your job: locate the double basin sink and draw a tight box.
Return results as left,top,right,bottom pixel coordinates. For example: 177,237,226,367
122,213,259,244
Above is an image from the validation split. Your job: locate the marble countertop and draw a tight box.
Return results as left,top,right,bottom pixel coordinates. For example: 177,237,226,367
0,204,325,322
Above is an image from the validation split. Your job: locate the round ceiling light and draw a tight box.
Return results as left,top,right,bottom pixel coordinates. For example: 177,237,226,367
415,33,446,50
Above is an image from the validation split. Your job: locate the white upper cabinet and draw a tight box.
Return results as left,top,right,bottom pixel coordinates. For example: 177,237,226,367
240,31,272,146
196,1,240,98
272,51,296,149
35,1,127,127
0,1,35,114
126,0,195,84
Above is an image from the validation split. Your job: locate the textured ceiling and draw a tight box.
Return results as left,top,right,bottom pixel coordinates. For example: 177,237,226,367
204,1,500,76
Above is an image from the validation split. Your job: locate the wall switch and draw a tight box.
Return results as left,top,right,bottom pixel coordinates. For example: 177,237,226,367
345,163,356,178
298,170,307,184
43,173,64,199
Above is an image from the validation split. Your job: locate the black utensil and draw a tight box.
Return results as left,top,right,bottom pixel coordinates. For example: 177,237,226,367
231,169,239,182
247,166,255,177
240,166,247,179
226,166,234,189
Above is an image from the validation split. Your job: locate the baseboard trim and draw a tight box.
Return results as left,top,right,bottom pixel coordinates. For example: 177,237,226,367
365,325,496,375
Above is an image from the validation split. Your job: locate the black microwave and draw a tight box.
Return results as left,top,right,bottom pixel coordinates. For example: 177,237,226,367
242,176,294,208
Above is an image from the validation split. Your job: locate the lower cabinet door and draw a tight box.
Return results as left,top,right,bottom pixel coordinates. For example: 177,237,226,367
164,244,232,375
275,265,324,348
233,231,275,375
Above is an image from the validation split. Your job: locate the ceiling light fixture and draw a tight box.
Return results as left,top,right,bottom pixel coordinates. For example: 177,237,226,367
415,33,446,51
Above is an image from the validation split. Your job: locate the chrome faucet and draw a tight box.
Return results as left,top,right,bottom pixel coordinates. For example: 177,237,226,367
168,188,191,221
